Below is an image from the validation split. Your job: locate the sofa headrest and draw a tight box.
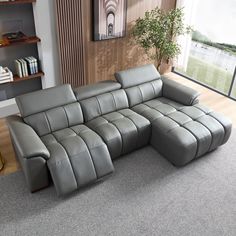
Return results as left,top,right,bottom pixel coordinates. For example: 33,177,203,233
115,64,161,89
16,84,76,117
74,80,121,101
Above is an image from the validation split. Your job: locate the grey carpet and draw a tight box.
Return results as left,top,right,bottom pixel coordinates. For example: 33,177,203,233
1,131,236,236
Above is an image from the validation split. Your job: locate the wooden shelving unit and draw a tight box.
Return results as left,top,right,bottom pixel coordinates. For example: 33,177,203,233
0,0,36,5
0,0,45,92
0,36,40,48
0,72,44,85
13,71,44,82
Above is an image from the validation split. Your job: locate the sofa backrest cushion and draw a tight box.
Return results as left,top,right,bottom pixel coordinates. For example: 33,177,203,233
115,64,163,107
16,84,84,136
75,81,128,122
74,80,121,100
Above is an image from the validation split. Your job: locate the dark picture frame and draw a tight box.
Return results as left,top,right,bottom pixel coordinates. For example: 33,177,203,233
93,0,127,41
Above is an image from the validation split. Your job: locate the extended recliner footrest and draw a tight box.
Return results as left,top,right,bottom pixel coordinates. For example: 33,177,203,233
43,125,114,196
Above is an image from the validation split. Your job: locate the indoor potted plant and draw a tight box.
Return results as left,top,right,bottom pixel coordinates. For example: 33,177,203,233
132,7,192,73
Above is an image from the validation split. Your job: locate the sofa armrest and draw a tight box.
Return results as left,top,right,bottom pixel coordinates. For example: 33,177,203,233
7,115,50,160
162,76,200,105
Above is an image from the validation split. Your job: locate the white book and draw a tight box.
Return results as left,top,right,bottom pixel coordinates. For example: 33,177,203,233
29,57,35,74
18,59,25,77
30,56,38,73
14,60,23,78
22,59,28,77
0,78,11,84
0,74,11,80
19,59,28,77
25,57,33,75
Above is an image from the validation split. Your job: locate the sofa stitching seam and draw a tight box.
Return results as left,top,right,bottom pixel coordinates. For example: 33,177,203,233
44,112,53,134
77,135,98,179
95,96,103,116
117,110,139,149
62,106,70,128
52,140,79,188
110,92,117,111
137,85,144,103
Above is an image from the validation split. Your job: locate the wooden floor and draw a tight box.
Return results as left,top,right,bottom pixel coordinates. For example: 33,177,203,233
0,72,236,176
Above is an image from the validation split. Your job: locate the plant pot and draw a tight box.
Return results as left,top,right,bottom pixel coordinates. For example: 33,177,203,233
159,61,173,75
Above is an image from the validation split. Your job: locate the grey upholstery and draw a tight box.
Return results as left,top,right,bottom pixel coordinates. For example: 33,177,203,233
162,76,200,105
75,81,128,122
9,84,114,196
115,64,163,107
115,64,161,88
74,80,121,100
75,81,151,159
7,64,232,196
79,89,129,122
7,116,50,192
41,125,114,196
116,64,232,166
134,99,232,166
87,109,151,159
16,84,84,136
7,116,50,160
16,84,77,117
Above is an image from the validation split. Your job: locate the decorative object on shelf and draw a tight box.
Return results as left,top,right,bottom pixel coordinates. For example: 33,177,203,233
2,31,27,43
0,38,9,47
15,56,39,78
0,152,4,172
93,0,127,41
0,66,13,84
132,7,192,72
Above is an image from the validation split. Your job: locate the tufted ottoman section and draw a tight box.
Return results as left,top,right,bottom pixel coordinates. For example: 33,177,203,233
41,125,114,196
133,98,232,166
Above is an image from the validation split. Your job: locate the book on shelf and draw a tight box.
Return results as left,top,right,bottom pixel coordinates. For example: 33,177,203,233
0,67,13,84
14,56,39,78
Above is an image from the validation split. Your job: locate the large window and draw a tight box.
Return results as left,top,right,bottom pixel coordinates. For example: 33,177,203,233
174,0,236,99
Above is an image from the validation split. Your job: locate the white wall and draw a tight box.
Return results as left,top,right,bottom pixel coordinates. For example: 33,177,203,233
33,0,61,88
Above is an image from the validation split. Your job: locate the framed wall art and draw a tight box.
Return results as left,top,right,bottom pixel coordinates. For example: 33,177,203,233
93,0,127,41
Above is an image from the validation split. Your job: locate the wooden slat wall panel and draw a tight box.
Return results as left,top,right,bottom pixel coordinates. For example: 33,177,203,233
82,0,176,84
55,0,85,87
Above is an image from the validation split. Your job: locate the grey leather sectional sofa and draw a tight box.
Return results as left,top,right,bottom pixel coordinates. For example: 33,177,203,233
7,64,232,196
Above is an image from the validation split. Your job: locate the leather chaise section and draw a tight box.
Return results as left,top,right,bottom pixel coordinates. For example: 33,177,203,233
132,97,232,166
87,109,151,159
41,125,114,196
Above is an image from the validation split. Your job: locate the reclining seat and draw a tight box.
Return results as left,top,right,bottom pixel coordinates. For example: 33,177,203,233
8,85,114,196
74,81,151,159
115,64,232,166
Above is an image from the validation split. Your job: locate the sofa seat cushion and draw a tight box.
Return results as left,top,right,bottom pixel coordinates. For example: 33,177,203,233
41,125,114,196
133,98,232,166
132,97,186,122
86,109,151,159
